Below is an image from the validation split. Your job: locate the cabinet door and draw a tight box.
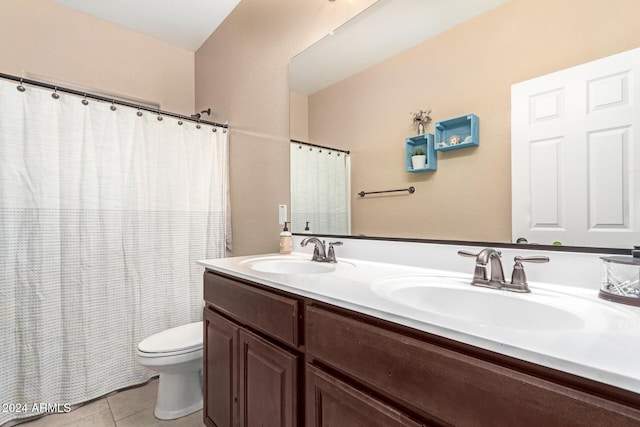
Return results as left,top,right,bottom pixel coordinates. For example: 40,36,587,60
239,329,298,427
306,365,425,427
204,308,238,427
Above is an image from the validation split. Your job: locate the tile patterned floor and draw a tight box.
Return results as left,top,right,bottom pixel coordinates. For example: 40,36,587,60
16,379,204,427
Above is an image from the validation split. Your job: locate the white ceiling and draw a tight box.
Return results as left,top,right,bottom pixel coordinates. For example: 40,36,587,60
50,0,509,84
290,0,509,95
50,0,241,52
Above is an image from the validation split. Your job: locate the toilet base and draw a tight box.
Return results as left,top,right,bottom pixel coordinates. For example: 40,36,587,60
154,370,203,420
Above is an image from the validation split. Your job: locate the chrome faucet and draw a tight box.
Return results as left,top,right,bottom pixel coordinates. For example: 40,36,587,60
300,237,342,263
458,248,549,293
459,248,506,289
301,237,326,261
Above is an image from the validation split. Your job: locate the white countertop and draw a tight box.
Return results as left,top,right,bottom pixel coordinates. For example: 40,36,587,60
199,252,640,395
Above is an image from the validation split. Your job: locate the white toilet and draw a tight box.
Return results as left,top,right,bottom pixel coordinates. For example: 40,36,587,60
137,321,204,420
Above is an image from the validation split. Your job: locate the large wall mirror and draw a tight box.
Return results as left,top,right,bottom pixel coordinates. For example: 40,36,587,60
289,0,640,250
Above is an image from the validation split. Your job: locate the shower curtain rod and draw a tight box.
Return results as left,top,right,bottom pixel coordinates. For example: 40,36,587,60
291,139,350,155
0,72,228,128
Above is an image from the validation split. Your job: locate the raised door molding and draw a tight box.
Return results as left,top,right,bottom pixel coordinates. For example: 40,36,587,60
305,365,423,427
238,329,298,427
511,47,640,247
203,309,238,427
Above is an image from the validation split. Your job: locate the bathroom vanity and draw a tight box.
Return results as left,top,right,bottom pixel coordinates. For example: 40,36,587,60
200,248,640,427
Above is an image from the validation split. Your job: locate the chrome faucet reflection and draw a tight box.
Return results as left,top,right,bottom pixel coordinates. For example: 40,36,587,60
458,248,549,293
300,237,342,263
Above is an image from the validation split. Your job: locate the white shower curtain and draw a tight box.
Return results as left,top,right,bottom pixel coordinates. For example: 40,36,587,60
0,78,229,425
290,142,350,235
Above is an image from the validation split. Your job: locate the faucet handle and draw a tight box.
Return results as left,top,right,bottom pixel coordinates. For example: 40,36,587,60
507,255,550,292
458,249,503,262
326,241,342,263
457,250,479,258
514,255,550,264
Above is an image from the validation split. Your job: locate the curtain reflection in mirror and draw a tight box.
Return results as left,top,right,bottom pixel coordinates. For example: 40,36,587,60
290,142,350,234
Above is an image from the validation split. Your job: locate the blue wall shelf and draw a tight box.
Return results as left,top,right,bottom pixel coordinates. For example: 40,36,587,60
405,133,437,172
435,114,479,152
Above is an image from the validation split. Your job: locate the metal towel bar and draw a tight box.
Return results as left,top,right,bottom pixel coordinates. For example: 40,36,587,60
358,186,415,198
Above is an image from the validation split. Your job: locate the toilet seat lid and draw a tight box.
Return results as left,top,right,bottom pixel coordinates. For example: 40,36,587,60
138,321,203,354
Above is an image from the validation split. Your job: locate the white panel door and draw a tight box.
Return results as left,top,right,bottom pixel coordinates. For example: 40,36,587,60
512,48,640,248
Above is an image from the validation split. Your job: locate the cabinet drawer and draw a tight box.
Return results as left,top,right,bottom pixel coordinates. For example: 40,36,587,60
306,365,426,427
204,272,300,347
306,305,640,427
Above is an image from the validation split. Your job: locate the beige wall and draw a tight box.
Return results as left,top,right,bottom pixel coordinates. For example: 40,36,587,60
195,0,376,256
289,91,309,142
0,0,194,114
308,0,640,242
1,0,375,257
9,0,634,253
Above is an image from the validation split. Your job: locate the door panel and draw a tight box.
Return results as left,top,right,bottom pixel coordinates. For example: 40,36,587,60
239,329,298,427
306,365,425,427
512,47,640,247
204,308,238,427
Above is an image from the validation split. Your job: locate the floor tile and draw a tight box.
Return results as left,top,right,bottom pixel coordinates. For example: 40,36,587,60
12,378,198,427
19,399,110,427
106,379,158,421
116,407,204,427
63,408,115,427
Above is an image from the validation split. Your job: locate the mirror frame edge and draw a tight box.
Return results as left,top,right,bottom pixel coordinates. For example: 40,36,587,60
292,233,632,255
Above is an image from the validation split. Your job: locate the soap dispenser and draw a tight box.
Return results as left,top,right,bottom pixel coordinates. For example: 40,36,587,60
279,222,292,254
303,221,312,234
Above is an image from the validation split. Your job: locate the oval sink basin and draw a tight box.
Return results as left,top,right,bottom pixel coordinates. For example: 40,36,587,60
372,276,634,331
240,256,353,274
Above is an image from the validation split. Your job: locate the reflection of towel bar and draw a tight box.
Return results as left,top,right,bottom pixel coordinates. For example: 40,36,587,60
358,186,415,198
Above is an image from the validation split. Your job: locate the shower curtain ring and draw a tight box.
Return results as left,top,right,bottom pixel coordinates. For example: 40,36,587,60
82,94,89,105
157,110,163,121
17,78,26,92
178,117,183,126
136,107,143,117
51,86,60,99
223,129,227,134
212,127,217,132
110,100,117,111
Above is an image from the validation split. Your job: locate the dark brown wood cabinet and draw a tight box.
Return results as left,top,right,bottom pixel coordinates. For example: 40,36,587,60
239,328,298,427
204,308,237,427
203,273,300,427
306,365,425,427
305,304,640,427
203,270,640,427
